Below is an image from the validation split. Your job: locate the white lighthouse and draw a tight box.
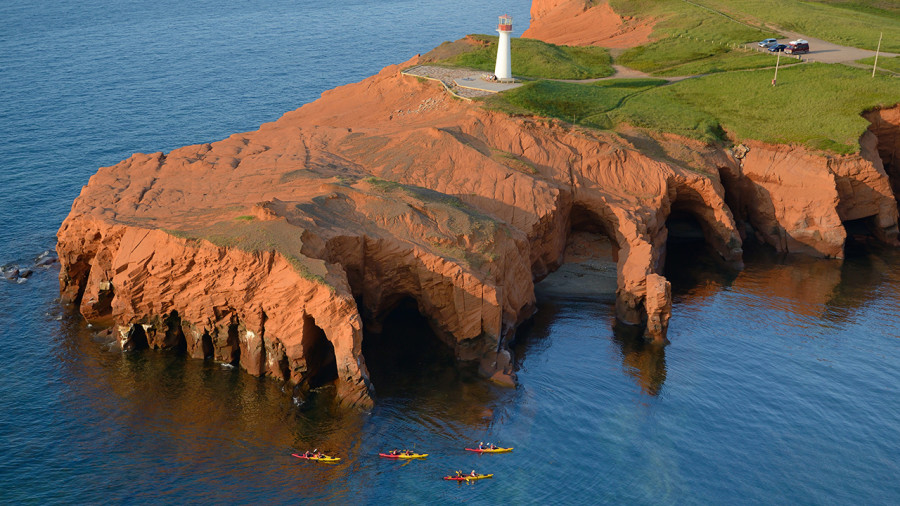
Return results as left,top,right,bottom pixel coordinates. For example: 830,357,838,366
494,15,513,81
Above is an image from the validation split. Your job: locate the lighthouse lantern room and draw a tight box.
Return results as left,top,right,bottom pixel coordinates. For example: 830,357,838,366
494,15,513,81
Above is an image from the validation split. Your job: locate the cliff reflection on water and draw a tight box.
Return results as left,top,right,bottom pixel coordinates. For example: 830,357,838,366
534,236,900,400
28,239,900,503
667,236,897,326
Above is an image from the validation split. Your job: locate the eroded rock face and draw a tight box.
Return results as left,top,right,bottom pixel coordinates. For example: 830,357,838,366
522,0,654,48
866,107,900,206
717,133,899,258
57,51,900,405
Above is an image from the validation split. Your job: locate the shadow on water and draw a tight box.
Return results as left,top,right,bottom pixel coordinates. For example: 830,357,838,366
510,300,560,368
667,228,900,333
362,297,478,399
825,233,899,322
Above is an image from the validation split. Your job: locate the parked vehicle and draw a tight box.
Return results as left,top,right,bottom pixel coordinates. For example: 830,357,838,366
758,38,777,47
785,39,810,54
768,44,787,52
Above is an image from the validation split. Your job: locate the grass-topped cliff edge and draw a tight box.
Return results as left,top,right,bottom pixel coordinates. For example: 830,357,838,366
484,63,898,154
419,0,898,155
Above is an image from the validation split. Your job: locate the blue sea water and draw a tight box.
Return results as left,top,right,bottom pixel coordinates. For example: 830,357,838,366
1,0,900,503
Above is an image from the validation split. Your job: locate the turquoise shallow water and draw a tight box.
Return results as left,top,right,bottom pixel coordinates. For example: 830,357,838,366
2,1,900,503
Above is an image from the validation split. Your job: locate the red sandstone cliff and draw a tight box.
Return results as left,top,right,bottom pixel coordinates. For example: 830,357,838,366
522,0,653,48
57,15,900,407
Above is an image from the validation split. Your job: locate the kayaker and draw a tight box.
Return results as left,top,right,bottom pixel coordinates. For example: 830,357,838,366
477,441,484,449
470,470,477,477
455,470,463,478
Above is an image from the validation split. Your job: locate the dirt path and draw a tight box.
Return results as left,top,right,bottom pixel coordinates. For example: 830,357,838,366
555,65,694,83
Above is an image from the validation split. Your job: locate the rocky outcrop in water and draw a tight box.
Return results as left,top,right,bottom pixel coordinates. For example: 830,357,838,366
2,250,58,284
57,48,900,406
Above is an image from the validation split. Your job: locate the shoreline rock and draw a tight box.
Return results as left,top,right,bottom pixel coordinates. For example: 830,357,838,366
55,49,900,407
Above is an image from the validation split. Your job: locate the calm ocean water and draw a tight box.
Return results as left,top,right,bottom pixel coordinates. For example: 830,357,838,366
2,1,899,503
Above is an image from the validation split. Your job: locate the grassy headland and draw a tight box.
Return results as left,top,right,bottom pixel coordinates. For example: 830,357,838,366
485,64,899,154
431,35,614,80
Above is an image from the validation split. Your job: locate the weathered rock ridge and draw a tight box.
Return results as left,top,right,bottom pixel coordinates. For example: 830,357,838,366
58,51,900,406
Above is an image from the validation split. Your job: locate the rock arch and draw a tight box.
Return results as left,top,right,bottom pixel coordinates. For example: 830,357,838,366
658,181,743,271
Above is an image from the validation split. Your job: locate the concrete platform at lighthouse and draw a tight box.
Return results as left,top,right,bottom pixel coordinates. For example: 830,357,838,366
453,75,523,93
401,65,523,99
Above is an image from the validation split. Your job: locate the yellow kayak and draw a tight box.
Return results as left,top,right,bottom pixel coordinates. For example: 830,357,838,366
292,453,341,463
465,447,513,454
444,473,494,481
380,452,428,459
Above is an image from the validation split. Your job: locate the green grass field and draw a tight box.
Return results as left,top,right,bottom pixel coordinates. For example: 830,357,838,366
610,0,900,77
486,64,899,154
611,0,900,61
811,0,900,19
486,79,670,130
435,35,614,79
611,0,778,75
856,55,900,74
690,0,900,52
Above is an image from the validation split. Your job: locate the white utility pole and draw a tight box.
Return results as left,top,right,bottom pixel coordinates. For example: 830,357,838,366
773,51,780,86
873,32,883,78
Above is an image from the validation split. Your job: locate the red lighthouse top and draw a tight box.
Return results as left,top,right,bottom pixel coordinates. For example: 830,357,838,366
498,14,512,32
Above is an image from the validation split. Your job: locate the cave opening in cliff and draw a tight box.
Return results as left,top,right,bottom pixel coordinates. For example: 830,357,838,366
361,296,461,396
199,331,214,359
536,204,618,301
301,315,338,389
163,311,187,353
868,117,900,206
125,324,149,351
223,324,242,365
663,209,722,291
843,215,881,257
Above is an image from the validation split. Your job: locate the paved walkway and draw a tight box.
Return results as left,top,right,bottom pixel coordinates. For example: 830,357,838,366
401,65,522,99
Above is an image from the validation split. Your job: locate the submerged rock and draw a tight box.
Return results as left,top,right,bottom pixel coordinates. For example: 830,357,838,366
36,253,58,267
2,266,19,281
